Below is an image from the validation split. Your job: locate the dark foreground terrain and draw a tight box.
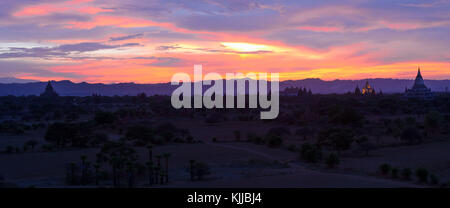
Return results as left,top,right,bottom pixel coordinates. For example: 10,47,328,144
0,93,449,187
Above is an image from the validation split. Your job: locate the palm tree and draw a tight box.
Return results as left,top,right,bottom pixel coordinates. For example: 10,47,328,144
69,162,77,185
156,155,161,168
111,156,119,187
159,168,164,184
156,154,162,184
146,161,154,186
189,160,196,181
154,166,160,185
80,155,87,185
93,163,100,186
163,153,171,183
126,162,134,188
147,144,153,161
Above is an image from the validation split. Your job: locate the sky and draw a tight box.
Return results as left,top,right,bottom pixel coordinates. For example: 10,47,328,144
0,0,449,83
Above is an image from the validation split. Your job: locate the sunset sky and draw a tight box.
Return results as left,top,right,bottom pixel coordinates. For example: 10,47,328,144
0,0,449,83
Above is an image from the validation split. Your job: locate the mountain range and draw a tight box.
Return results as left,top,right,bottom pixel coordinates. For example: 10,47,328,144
0,78,448,96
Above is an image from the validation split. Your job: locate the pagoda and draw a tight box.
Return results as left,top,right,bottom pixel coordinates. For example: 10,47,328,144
404,67,433,99
40,81,59,97
362,81,376,96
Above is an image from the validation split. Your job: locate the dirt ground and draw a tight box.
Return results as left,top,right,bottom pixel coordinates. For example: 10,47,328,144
0,118,448,187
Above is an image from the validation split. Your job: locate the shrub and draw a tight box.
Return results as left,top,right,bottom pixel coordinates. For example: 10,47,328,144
391,168,399,178
5,145,14,154
430,174,439,185
326,153,340,168
317,127,355,154
401,168,412,180
190,162,211,181
415,168,429,183
233,130,241,142
400,127,422,144
265,134,283,147
25,139,39,150
186,136,194,143
379,163,391,175
267,127,291,136
287,144,297,152
41,144,55,152
300,143,322,163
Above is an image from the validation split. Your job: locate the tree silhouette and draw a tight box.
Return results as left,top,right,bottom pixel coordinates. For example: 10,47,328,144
163,153,171,183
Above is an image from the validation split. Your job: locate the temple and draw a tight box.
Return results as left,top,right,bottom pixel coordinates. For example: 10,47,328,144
40,81,59,97
362,81,376,95
404,67,433,99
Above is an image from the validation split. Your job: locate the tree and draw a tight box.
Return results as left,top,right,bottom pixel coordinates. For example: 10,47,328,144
379,163,391,175
415,168,429,183
125,125,155,146
401,168,412,180
358,140,376,156
233,130,241,142
430,174,439,185
45,122,70,148
94,111,116,126
98,141,138,187
189,160,196,181
191,162,211,180
93,163,100,186
391,168,399,178
25,139,39,151
400,127,422,144
326,153,340,168
295,127,314,141
300,143,322,163
265,134,283,147
146,161,154,186
317,128,354,154
425,111,442,130
329,107,364,126
163,153,171,183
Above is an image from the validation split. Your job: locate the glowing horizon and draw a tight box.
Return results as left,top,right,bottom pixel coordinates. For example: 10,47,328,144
0,0,449,83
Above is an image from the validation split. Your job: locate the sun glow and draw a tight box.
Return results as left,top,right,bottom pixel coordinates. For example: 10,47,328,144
221,42,273,53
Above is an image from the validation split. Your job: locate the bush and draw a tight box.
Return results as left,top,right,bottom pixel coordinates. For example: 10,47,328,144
415,168,429,183
326,153,340,168
5,145,14,154
391,168,399,178
400,127,422,144
300,143,322,163
317,127,355,153
287,144,297,152
265,134,283,147
233,130,241,142
379,163,391,175
186,136,194,143
401,168,412,180
191,162,211,180
430,174,439,185
25,139,39,150
41,144,55,152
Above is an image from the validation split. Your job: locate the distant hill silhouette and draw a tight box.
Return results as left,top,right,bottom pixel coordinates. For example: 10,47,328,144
0,77,38,84
0,78,448,96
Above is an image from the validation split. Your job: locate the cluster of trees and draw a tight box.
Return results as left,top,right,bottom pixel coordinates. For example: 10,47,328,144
125,122,192,146
378,163,440,186
188,160,211,181
246,127,287,148
66,142,173,187
44,121,108,148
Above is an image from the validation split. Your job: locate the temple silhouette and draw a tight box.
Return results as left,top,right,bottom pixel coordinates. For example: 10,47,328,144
40,81,59,97
404,67,433,99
